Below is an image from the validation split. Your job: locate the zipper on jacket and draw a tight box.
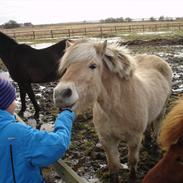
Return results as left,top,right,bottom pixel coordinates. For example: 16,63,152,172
10,144,16,183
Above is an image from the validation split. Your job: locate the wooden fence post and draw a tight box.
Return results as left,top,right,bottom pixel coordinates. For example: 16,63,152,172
155,24,157,31
50,30,53,38
68,29,71,37
100,27,103,38
33,31,35,39
115,26,117,33
13,32,16,39
129,25,131,32
142,25,145,32
53,160,89,183
84,28,87,36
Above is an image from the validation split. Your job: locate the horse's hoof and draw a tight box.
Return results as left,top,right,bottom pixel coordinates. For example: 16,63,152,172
128,178,136,183
128,171,137,183
110,172,119,183
36,123,42,130
34,117,42,129
34,113,40,120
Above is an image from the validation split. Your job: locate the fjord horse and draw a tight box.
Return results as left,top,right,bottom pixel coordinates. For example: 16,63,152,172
53,40,172,183
0,31,67,120
142,97,183,183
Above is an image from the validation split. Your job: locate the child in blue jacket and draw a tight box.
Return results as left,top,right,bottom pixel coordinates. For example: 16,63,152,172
0,78,76,183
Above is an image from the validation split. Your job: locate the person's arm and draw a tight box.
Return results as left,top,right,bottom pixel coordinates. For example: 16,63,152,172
15,113,23,122
24,110,76,167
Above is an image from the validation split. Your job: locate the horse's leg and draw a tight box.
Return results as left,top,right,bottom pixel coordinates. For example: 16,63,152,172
17,83,27,117
101,138,121,183
24,83,40,120
149,107,167,155
152,107,166,138
143,126,153,150
127,134,143,183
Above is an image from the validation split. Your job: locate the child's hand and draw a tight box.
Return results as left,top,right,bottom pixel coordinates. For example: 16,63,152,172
59,108,73,113
15,114,23,122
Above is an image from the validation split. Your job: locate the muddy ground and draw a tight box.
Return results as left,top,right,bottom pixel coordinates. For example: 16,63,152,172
1,39,183,183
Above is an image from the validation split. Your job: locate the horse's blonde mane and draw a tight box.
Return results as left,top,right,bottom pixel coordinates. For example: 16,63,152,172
59,39,135,79
101,43,136,79
158,97,183,150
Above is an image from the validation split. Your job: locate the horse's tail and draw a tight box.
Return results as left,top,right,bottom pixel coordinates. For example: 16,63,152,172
158,97,183,150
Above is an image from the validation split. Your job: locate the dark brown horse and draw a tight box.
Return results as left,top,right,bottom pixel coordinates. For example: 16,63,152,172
142,97,183,183
0,31,67,120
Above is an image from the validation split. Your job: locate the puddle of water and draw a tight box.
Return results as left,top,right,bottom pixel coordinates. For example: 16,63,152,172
89,37,122,43
31,42,54,49
174,52,183,58
137,31,172,35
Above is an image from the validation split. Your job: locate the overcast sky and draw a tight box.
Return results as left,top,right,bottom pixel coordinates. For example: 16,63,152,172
0,0,183,25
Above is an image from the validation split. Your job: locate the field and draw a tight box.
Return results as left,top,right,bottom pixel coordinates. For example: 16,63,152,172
16,39,182,183
1,23,183,182
1,20,183,41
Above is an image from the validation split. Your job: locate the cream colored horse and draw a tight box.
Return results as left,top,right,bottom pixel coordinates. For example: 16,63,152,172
53,40,172,183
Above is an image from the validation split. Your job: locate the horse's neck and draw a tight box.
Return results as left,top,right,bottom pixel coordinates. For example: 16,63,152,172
48,41,66,55
99,70,134,111
0,55,11,70
101,68,134,96
0,45,16,68
143,149,176,183
0,40,17,53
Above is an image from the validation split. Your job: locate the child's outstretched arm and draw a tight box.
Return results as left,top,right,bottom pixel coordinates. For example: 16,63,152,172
22,109,76,167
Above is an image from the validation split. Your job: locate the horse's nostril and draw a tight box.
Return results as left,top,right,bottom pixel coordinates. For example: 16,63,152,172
62,88,72,98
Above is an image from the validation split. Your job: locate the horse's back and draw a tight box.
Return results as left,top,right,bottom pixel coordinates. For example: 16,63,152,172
133,54,172,126
134,54,172,84
7,43,62,82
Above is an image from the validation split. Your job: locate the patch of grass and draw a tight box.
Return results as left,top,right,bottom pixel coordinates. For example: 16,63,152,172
118,30,183,41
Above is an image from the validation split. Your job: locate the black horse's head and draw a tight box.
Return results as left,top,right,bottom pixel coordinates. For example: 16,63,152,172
0,32,18,55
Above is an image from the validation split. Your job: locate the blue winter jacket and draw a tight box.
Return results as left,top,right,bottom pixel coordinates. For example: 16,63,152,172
0,109,76,183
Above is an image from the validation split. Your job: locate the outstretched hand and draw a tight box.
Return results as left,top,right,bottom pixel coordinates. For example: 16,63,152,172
59,108,73,113
15,113,24,122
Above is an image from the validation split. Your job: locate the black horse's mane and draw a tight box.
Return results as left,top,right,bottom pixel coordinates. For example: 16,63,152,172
0,32,68,52
0,31,18,46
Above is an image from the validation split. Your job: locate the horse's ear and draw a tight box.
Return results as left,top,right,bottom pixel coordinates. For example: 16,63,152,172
66,40,75,48
103,51,135,80
95,40,107,56
102,40,107,55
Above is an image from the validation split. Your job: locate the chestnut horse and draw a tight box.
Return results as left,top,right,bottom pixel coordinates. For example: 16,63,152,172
0,31,67,120
142,97,183,183
53,40,172,183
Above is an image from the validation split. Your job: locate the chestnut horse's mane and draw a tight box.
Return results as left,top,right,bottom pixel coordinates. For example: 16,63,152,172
158,97,183,150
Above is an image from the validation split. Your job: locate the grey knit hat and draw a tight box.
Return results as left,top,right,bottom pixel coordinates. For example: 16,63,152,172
0,78,16,109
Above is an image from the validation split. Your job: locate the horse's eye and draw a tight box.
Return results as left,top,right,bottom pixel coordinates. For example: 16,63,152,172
60,68,67,78
176,156,183,165
89,63,97,70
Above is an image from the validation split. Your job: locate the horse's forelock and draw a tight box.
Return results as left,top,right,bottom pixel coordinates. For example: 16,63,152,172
58,41,97,75
58,40,135,80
